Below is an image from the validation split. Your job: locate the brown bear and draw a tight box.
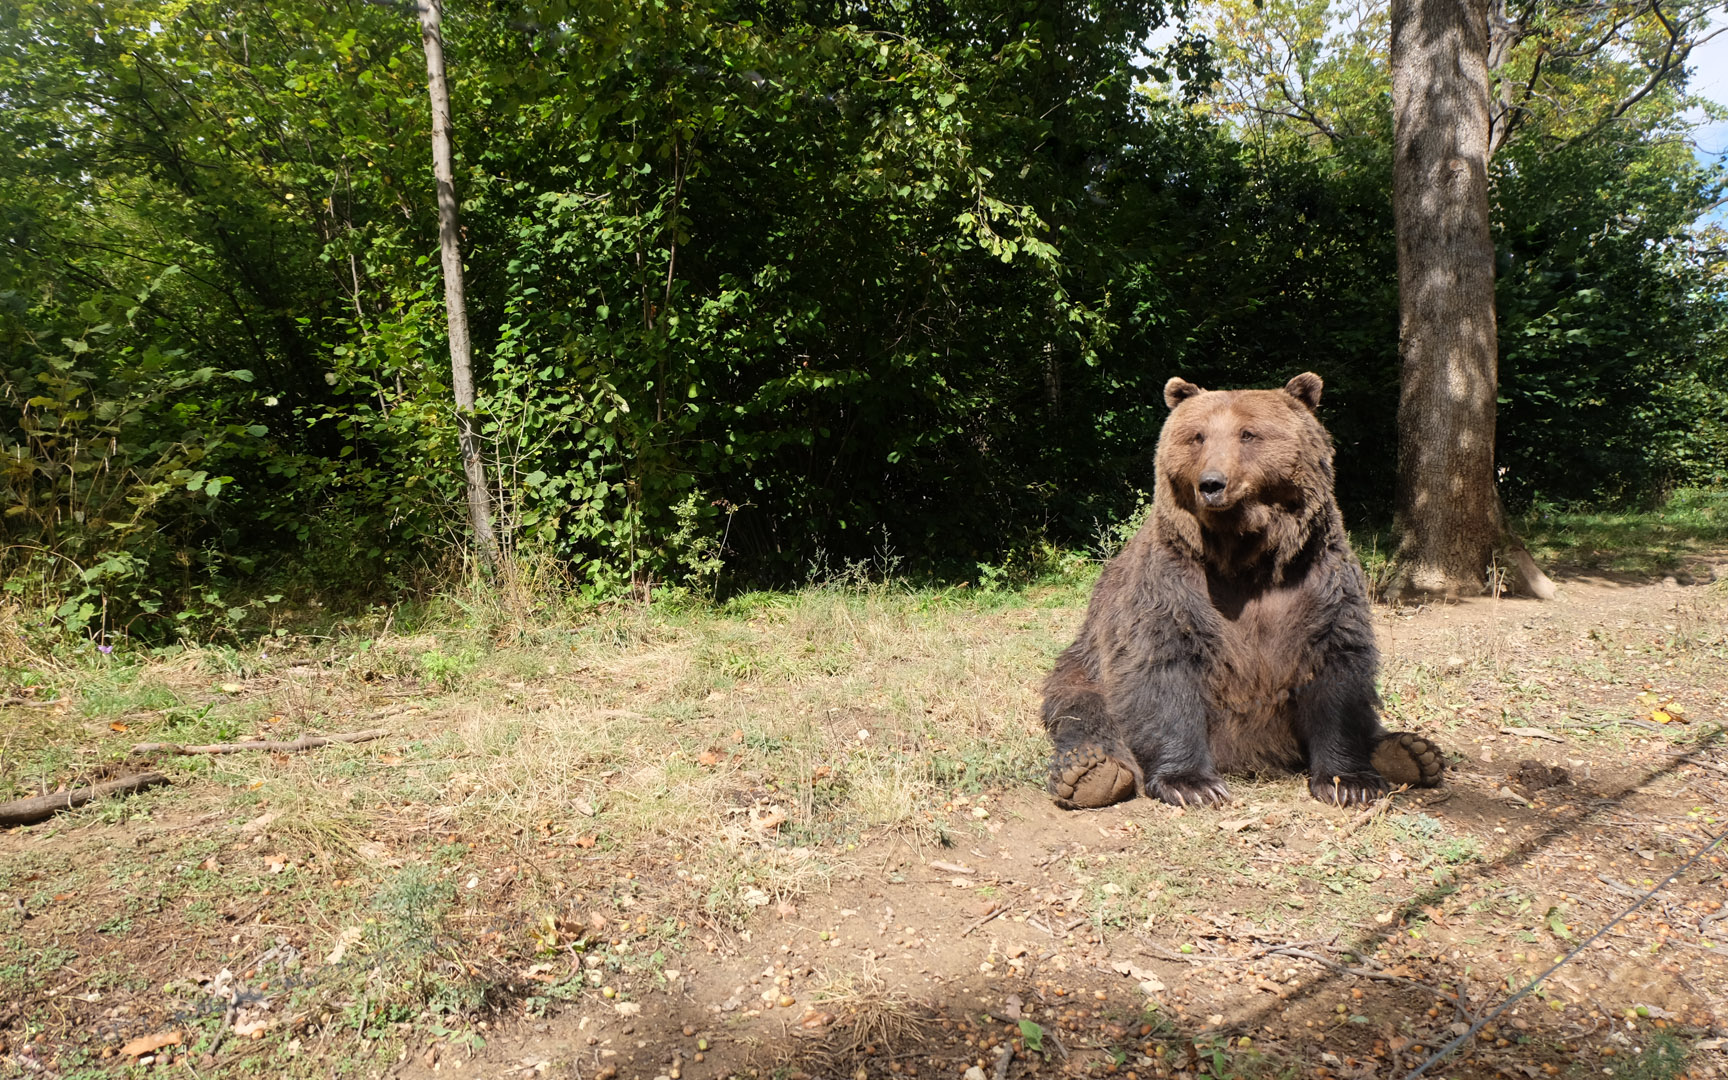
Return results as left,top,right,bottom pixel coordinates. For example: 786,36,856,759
1042,372,1443,809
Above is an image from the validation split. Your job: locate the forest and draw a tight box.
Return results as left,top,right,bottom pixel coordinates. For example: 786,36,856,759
4,5,1728,1078
2,0,1726,636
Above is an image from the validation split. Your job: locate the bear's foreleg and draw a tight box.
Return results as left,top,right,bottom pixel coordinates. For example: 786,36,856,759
1291,656,1389,807
1117,660,1232,807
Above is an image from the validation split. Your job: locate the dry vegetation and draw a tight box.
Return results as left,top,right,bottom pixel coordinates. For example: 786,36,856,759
1,553,1726,1080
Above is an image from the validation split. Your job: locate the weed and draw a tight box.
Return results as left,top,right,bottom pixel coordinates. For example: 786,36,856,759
1604,1032,1691,1080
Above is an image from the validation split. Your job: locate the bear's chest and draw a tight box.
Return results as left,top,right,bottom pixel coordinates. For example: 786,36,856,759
1205,581,1319,703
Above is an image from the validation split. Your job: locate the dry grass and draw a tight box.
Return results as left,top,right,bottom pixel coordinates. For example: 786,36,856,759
814,965,933,1055
0,577,1073,991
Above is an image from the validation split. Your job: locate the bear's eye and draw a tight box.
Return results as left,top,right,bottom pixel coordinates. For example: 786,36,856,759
1191,433,1205,445
1240,430,1257,443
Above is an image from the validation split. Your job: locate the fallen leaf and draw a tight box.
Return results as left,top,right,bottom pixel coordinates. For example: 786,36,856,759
573,834,596,848
573,798,596,817
1219,818,1256,833
1651,710,1673,724
220,682,243,694
812,765,833,780
378,754,403,765
109,722,129,733
930,860,975,875
752,810,787,831
120,1030,182,1057
325,927,364,965
234,1019,272,1039
698,748,727,767
265,855,290,874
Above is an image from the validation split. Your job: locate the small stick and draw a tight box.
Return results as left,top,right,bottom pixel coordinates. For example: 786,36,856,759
132,730,387,756
992,1038,1015,1080
960,905,1008,938
1337,795,1395,839
0,772,170,827
1269,946,1470,1020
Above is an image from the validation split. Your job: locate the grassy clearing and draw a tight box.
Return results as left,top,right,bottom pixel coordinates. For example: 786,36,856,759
2,517,1726,1077
0,574,1084,1071
1519,486,1728,575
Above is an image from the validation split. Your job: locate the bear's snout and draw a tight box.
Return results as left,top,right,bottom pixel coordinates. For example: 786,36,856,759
1198,470,1229,506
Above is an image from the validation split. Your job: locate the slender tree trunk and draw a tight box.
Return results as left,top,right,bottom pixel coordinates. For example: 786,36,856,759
417,0,498,568
1387,0,1501,598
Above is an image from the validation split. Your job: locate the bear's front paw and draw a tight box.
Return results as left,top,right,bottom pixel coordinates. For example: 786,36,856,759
1149,772,1231,807
1308,771,1387,807
1048,744,1140,810
1371,732,1445,788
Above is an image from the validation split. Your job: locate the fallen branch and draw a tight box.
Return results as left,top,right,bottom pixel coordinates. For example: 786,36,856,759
131,730,387,756
0,772,170,827
1140,937,1331,966
1269,946,1471,1020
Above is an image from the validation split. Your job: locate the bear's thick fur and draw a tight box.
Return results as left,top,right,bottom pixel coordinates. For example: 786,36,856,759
1042,373,1442,809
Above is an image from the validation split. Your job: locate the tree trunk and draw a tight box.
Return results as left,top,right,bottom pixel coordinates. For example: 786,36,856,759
417,0,498,568
1387,0,1501,598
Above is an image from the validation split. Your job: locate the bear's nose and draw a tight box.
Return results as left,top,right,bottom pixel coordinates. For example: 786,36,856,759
1198,471,1228,502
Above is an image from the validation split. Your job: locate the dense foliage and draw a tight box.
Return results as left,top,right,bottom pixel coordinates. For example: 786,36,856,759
2,0,1724,636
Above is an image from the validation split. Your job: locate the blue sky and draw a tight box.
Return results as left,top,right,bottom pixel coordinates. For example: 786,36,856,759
1687,23,1728,157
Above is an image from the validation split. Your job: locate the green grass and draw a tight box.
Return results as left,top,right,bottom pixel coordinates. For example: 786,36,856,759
1519,487,1728,575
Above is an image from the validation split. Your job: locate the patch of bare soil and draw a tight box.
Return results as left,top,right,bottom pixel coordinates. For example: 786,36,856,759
2,569,1725,1079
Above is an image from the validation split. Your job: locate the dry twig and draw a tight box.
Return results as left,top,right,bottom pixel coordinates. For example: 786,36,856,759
131,730,387,756
959,905,1007,938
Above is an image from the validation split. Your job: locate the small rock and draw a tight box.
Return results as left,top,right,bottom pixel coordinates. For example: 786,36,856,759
964,1068,989,1080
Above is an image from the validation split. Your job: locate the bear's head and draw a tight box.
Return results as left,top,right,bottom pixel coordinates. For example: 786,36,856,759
1153,372,1336,572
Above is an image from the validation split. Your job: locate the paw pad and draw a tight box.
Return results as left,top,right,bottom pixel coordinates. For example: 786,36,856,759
1048,744,1138,809
1371,732,1445,788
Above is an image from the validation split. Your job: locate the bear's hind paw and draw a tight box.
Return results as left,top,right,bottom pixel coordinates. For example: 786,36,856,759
1148,772,1231,808
1371,732,1445,788
1308,771,1387,807
1048,744,1140,810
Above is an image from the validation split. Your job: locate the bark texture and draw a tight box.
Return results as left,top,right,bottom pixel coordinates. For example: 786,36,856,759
419,0,498,567
1388,0,1501,598
0,772,169,827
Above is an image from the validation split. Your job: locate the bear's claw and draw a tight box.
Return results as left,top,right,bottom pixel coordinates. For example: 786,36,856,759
1148,771,1231,808
1309,771,1387,807
1370,732,1445,788
1048,744,1140,810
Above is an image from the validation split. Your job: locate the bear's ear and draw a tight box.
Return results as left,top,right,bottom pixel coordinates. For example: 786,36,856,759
1164,377,1204,409
1284,372,1323,412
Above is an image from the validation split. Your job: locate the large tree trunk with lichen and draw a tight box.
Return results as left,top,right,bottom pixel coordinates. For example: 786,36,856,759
1387,0,1503,598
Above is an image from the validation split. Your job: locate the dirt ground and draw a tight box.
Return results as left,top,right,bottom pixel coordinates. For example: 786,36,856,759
2,560,1726,1080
